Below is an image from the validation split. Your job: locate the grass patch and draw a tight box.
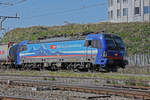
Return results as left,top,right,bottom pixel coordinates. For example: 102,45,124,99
0,70,150,82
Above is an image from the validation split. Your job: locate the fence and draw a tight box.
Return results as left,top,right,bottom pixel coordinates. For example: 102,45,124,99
127,54,150,67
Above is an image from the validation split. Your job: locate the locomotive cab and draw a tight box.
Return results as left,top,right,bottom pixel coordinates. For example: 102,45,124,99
85,33,128,71
101,34,128,70
9,40,28,65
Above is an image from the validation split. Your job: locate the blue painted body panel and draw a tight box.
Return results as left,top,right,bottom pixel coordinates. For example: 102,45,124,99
19,40,98,64
15,40,29,64
20,40,97,56
13,33,127,68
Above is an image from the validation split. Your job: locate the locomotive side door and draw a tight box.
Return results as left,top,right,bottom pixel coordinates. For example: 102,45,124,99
84,40,93,62
84,39,100,63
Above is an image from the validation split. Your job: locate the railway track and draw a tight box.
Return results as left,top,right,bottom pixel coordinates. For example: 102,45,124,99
104,84,150,90
0,96,36,100
0,78,150,100
0,74,150,99
0,74,149,84
0,74,149,88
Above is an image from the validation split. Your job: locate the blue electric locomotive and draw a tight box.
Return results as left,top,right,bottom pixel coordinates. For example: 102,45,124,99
9,33,128,71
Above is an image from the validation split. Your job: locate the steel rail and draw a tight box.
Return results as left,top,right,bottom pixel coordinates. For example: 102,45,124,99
0,79,150,99
0,74,149,85
104,84,150,90
0,96,37,100
0,74,150,92
0,79,149,93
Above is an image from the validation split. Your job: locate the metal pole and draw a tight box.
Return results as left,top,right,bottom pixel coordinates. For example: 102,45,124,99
0,15,20,30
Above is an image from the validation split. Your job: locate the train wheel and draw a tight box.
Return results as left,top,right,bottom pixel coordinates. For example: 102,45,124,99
105,66,112,72
22,64,31,71
120,65,125,69
112,67,118,72
72,68,79,72
106,66,118,72
84,63,93,72
71,63,79,72
50,63,58,71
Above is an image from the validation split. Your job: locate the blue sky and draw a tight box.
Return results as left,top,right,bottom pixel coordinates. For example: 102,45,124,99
0,0,107,31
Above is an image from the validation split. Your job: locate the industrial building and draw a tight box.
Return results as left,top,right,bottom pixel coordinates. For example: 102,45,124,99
108,0,150,22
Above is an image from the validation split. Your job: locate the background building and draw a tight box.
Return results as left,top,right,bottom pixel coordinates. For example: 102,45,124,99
108,0,150,22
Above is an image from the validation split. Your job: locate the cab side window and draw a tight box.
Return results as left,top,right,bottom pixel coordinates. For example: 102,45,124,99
84,40,92,47
92,40,101,48
84,40,101,48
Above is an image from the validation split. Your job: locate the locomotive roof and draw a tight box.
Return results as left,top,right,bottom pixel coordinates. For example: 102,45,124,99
28,36,86,44
28,33,121,44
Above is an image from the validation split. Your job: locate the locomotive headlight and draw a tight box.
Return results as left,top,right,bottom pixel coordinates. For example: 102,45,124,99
103,51,107,57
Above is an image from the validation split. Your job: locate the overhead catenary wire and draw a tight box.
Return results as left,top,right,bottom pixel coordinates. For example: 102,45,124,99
12,0,27,5
0,0,27,17
23,3,106,20
0,1,107,31
0,0,27,7
0,1,13,6
0,0,22,30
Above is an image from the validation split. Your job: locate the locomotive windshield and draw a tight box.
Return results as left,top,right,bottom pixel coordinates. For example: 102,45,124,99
105,35,125,50
113,36,125,49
